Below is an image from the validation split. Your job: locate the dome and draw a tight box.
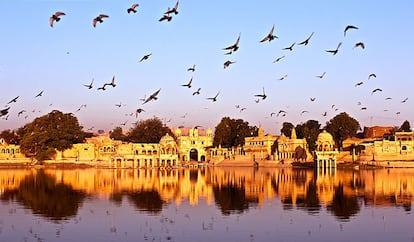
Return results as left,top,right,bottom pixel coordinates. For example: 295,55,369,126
317,130,334,143
160,133,176,145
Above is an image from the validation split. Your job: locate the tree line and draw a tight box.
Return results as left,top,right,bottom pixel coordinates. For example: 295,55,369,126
0,110,411,161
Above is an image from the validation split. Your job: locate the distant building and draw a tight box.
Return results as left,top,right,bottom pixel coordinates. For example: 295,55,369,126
244,125,278,161
276,128,312,163
174,127,213,162
364,126,395,138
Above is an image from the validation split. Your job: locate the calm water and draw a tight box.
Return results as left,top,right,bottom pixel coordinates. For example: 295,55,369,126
0,167,413,242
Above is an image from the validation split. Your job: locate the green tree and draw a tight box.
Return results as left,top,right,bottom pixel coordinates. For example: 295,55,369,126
17,110,91,162
398,120,411,132
126,117,175,143
0,129,20,144
324,112,360,148
213,117,257,147
280,122,294,137
295,120,321,152
110,126,126,141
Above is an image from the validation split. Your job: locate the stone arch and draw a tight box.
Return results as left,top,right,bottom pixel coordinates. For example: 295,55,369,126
190,148,198,161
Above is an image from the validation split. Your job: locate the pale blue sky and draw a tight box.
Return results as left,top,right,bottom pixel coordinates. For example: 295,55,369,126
0,1,413,134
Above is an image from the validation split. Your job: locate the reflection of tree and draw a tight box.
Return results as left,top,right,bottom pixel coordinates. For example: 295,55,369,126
127,190,164,214
110,192,123,206
297,181,321,214
327,183,360,221
0,170,86,221
213,184,256,215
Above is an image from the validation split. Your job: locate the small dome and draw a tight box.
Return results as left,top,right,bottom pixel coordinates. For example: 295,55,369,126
317,130,334,142
160,133,175,145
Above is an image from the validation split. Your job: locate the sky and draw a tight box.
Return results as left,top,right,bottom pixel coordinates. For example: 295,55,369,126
0,1,413,135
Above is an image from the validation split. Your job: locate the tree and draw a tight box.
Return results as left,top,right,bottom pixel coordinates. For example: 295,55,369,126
0,129,20,144
280,122,294,137
110,126,126,141
398,120,411,132
324,112,361,148
126,117,175,143
213,117,257,147
295,120,321,152
17,110,91,161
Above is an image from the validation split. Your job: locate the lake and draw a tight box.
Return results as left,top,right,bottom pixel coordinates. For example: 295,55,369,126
0,166,413,242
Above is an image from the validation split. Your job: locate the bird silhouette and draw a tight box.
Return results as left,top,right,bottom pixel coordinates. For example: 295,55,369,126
0,107,10,117
187,64,196,72
143,88,161,104
181,77,192,88
259,25,278,43
368,73,376,79
273,55,285,63
49,11,66,27
298,32,314,46
165,1,179,15
240,107,247,112
127,3,139,14
344,25,358,36
35,90,43,97
301,110,309,115
192,88,201,95
97,84,106,91
159,9,173,22
223,33,240,53
310,97,316,102
316,72,326,79
139,53,152,62
361,107,367,110
223,60,236,69
326,42,342,55
371,88,382,95
278,74,288,80
353,42,365,49
282,42,295,51
401,97,408,103
93,14,109,27
385,97,392,100
254,87,267,100
106,76,116,88
355,81,364,87
135,108,145,117
322,112,327,116
17,110,26,117
277,110,287,117
207,91,220,102
7,96,19,104
83,79,94,89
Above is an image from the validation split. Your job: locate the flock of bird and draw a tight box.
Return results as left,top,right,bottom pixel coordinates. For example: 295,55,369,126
0,2,409,131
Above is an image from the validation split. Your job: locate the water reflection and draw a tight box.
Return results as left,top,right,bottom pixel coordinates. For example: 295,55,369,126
0,169,86,221
0,167,413,220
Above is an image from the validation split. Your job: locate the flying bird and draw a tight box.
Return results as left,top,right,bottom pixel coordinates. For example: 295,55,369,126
207,91,220,102
7,96,19,104
273,55,285,63
325,42,342,55
18,110,26,117
368,73,376,79
278,74,288,81
83,79,94,89
240,107,247,112
139,53,152,62
361,107,367,110
223,33,241,53
355,81,364,87
298,32,314,46
223,60,236,69
301,110,309,115
310,97,316,102
322,112,327,117
135,108,145,117
277,110,287,117
282,42,295,51
344,25,358,36
181,77,192,88
385,97,392,100
97,84,106,91
93,14,109,27
49,11,66,27
401,97,408,103
187,64,196,72
106,76,116,88
159,8,173,22
316,72,326,79
35,90,44,97
259,25,278,43
371,88,382,95
254,87,267,100
127,3,139,14
353,42,365,49
143,88,161,104
0,107,10,117
165,1,179,15
192,88,201,95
